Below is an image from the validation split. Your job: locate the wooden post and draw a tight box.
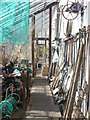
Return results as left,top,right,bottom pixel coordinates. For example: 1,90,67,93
86,25,90,119
56,1,60,38
35,36,38,69
32,15,35,78
87,2,90,119
87,37,90,119
2,45,5,62
21,71,26,103
49,7,52,66
45,38,47,64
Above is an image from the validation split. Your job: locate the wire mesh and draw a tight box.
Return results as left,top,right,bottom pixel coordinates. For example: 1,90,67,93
0,1,30,45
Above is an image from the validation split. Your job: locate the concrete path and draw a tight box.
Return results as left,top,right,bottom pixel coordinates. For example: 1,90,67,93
25,76,61,119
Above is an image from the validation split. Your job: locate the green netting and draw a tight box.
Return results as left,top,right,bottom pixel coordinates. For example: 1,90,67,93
0,1,30,45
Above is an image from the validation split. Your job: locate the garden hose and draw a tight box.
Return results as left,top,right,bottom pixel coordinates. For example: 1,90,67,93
0,93,20,116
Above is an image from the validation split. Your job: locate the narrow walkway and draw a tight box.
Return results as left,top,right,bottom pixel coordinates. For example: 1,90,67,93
26,75,61,119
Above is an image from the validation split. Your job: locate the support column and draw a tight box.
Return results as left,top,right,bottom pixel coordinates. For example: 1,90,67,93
32,15,35,78
36,36,38,68
49,7,52,66
56,0,60,37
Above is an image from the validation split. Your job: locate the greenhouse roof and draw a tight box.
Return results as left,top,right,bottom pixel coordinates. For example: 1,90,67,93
0,0,57,45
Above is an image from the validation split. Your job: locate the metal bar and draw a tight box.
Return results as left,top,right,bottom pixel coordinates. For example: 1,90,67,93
49,7,52,66
32,15,35,78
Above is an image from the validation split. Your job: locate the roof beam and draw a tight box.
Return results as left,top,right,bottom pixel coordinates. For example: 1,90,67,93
34,37,49,40
30,2,59,17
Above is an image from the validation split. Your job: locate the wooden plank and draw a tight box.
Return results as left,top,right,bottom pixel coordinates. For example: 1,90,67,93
63,42,84,118
87,25,90,119
87,1,90,118
51,62,65,89
34,38,49,40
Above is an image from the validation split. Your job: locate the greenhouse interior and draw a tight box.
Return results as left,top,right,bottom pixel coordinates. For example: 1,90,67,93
0,0,90,119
